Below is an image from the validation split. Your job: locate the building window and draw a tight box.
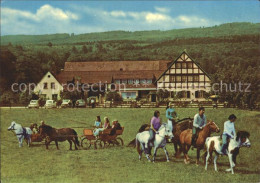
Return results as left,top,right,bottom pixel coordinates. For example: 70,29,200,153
122,79,127,84
115,80,120,84
147,79,152,84
135,79,139,84
170,75,175,82
51,82,55,89
188,76,193,82
176,76,181,82
182,63,187,69
194,75,199,82
128,79,134,84
182,76,187,82
176,63,181,69
140,79,146,84
121,92,136,99
43,82,48,89
52,94,57,100
187,63,192,69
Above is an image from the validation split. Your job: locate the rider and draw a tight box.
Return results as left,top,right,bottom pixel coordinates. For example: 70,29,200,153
220,114,237,155
148,110,161,155
191,107,207,149
166,102,178,133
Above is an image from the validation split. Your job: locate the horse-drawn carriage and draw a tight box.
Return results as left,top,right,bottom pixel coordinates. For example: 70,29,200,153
80,127,124,149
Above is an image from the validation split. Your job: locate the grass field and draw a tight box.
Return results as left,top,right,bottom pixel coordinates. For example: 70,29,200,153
1,108,259,183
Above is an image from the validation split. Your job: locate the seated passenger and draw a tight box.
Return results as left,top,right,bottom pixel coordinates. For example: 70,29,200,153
93,116,102,128
110,119,122,135
94,117,110,137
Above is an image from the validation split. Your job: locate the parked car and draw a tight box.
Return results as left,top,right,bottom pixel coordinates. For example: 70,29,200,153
28,100,40,109
44,100,57,108
76,99,86,108
61,99,72,108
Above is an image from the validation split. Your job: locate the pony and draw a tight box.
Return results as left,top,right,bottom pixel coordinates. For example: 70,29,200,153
127,118,193,158
135,123,174,162
170,118,193,158
180,121,220,165
7,121,33,147
204,131,251,174
39,124,80,150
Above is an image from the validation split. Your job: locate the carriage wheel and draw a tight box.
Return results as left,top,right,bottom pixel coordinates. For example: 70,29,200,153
81,137,91,149
101,140,110,148
94,139,103,149
116,137,124,146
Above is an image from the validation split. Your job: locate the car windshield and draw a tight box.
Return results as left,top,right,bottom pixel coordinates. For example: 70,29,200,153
30,100,37,104
78,100,84,103
47,100,53,104
63,100,69,103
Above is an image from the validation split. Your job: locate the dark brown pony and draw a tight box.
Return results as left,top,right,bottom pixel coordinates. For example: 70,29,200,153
180,120,220,165
39,124,80,150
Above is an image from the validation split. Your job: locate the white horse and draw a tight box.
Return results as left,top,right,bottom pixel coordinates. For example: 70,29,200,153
8,121,33,147
205,131,251,174
136,123,174,162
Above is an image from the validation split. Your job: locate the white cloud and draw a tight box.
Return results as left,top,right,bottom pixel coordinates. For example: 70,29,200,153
154,7,170,13
1,4,220,35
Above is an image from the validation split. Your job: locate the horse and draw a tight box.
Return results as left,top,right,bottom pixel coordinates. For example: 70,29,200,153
205,131,251,174
180,121,220,165
170,118,193,157
135,123,174,162
127,118,193,158
39,124,80,150
7,121,33,147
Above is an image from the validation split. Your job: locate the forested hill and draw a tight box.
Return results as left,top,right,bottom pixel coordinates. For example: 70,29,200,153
1,22,259,45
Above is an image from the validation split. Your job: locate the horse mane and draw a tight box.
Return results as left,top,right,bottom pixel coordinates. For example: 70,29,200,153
236,131,250,141
39,124,54,134
177,117,193,123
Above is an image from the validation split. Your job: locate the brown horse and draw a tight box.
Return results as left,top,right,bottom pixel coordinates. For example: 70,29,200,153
171,118,193,158
39,124,80,150
180,120,220,165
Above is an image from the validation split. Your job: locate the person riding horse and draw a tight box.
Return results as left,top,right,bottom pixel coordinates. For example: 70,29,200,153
147,110,161,155
191,107,207,149
220,114,237,155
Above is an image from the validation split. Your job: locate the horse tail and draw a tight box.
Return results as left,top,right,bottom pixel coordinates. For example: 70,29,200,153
136,137,141,155
127,138,137,147
72,129,80,147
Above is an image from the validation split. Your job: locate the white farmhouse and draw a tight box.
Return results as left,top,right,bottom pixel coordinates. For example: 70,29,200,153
34,72,63,100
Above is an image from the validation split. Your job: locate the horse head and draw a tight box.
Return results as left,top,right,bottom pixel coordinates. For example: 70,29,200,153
159,123,174,139
39,124,53,137
236,131,251,148
8,121,17,131
207,120,220,133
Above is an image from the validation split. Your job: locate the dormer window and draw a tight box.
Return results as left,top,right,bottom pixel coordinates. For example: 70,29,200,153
48,75,51,78
147,79,152,84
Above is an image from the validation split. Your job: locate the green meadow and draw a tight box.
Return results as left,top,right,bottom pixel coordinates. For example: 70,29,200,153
1,108,259,183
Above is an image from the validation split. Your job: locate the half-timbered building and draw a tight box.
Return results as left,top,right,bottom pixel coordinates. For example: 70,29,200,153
36,51,211,102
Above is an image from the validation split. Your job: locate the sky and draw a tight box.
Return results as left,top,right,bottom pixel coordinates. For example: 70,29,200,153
1,1,260,35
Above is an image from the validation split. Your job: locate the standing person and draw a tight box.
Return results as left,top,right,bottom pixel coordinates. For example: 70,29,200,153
147,110,161,154
191,107,207,148
220,114,237,155
91,98,95,108
166,102,178,132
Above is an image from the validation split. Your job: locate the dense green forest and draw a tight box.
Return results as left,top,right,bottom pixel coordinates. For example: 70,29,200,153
0,22,259,108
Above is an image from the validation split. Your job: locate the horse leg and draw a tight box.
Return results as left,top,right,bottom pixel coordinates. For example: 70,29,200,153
163,146,170,162
72,139,78,150
139,143,144,160
214,153,218,172
205,151,210,170
152,146,158,162
68,140,72,150
196,148,201,165
55,140,59,150
226,153,234,174
28,135,31,147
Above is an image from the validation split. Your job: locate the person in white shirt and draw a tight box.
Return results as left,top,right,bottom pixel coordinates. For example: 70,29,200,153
220,114,237,155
